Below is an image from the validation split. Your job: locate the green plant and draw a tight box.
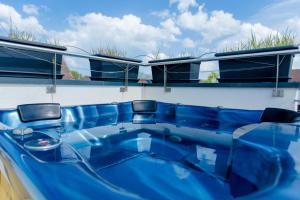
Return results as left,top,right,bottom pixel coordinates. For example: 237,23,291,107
202,71,219,83
91,46,127,57
8,19,36,41
224,30,296,52
177,49,194,57
71,70,84,80
8,29,36,41
7,18,64,47
150,49,194,61
151,49,162,60
47,38,61,46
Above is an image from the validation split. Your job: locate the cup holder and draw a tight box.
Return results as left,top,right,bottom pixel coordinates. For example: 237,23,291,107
12,127,33,140
9,129,67,162
24,138,62,151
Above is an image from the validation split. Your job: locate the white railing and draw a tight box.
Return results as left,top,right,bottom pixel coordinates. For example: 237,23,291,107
0,40,299,95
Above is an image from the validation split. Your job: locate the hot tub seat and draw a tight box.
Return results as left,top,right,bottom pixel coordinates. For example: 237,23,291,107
0,102,299,199
260,107,300,123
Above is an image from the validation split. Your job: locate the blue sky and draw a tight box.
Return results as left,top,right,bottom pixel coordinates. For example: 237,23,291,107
0,0,300,75
0,0,299,55
4,0,273,28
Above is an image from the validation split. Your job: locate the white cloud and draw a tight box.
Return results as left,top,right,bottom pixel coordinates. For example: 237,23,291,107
285,17,300,44
52,13,180,54
216,23,277,51
22,4,39,15
160,18,181,35
0,1,298,73
169,0,198,12
248,0,300,69
175,4,278,49
0,3,45,35
151,9,170,19
198,61,219,80
250,0,300,27
0,1,299,79
177,5,241,42
182,38,195,48
63,56,90,76
249,0,300,46
244,0,300,70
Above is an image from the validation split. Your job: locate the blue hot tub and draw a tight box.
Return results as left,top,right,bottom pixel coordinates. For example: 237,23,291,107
0,101,299,199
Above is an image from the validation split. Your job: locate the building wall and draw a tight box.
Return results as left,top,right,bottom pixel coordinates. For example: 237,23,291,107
54,85,141,106
0,83,298,110
0,84,51,109
142,87,298,110
0,84,142,109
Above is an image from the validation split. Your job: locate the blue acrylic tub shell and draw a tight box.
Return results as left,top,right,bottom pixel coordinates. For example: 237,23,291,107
0,102,299,199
